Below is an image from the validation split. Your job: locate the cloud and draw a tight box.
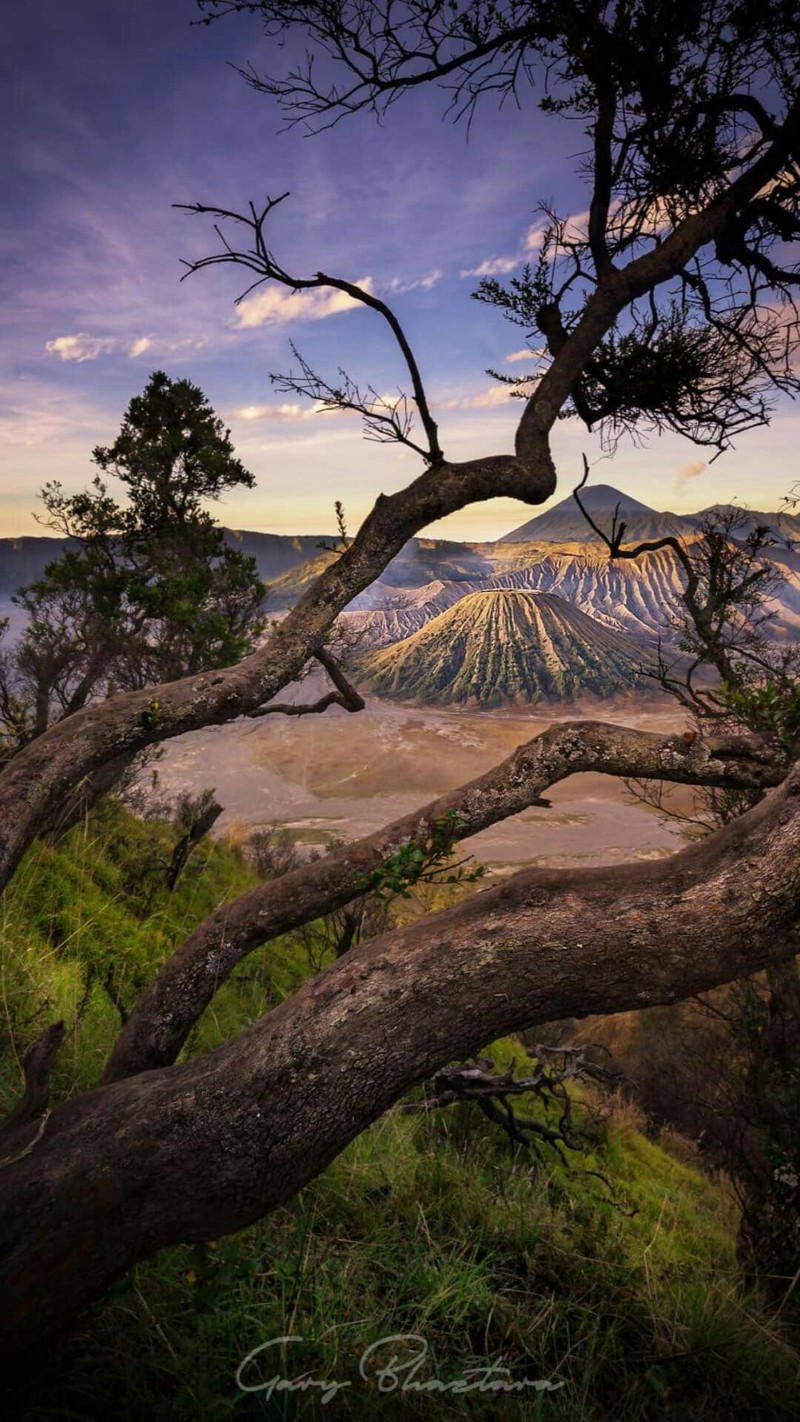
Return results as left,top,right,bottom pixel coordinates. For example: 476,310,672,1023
675,459,706,492
384,270,442,293
233,278,374,330
460,385,514,409
45,333,117,363
45,332,154,362
459,254,520,278
562,209,590,243
523,223,547,253
458,215,556,279
232,401,341,422
505,348,539,363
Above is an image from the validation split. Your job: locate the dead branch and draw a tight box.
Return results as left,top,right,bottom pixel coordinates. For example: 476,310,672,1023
175,198,443,463
400,1047,621,1160
248,647,365,719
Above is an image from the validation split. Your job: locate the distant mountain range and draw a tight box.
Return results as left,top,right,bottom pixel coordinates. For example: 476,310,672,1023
358,590,649,706
3,487,799,708
0,529,334,599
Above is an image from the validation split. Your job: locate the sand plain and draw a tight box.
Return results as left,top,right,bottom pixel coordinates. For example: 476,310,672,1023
152,681,695,872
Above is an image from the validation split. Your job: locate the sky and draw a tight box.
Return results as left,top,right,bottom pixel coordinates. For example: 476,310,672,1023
2,0,799,542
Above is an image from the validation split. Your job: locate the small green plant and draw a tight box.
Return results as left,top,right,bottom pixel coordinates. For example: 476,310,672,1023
355,810,485,902
317,499,349,555
720,679,800,755
140,697,162,730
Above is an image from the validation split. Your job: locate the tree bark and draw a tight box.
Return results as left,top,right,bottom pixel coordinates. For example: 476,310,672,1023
2,762,800,1362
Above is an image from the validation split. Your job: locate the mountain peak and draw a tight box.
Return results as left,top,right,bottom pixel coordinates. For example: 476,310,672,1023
559,483,657,514
500,485,694,544
359,589,646,706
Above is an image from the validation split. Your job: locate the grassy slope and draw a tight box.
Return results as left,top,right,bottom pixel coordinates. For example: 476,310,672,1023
1,808,797,1421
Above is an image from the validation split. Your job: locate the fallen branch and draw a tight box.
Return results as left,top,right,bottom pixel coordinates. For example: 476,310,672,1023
400,1047,621,1160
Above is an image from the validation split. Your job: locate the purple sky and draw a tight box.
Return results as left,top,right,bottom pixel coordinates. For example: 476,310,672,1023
3,0,799,540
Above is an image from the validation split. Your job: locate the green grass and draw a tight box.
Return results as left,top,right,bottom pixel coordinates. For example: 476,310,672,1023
2,806,799,1420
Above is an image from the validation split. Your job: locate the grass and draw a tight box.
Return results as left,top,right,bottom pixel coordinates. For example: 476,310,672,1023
1,805,798,1420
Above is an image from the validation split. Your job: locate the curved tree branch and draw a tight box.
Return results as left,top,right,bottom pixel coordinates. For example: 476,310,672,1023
247,646,365,718
103,721,782,1083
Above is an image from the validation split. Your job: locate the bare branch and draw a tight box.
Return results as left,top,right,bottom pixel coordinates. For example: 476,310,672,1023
271,342,431,455
175,198,442,462
248,647,366,719
196,3,541,131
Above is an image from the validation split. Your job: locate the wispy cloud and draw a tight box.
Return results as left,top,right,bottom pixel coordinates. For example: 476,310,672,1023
675,459,706,492
440,385,516,410
232,401,342,422
45,333,117,363
464,385,513,409
459,218,547,278
505,348,539,363
233,279,375,330
384,270,442,293
523,222,547,253
459,254,520,278
46,332,155,363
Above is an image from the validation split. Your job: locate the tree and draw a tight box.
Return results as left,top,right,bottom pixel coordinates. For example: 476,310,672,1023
0,371,265,760
579,487,800,1290
1,0,800,1357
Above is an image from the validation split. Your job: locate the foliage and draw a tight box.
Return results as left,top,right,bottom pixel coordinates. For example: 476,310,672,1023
354,810,486,901
0,372,265,757
719,679,800,756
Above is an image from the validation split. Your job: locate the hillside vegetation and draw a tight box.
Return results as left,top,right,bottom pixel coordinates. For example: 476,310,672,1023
1,805,797,1419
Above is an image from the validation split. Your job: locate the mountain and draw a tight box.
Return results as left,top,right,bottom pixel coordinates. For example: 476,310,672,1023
0,530,335,599
340,542,694,649
0,536,78,597
221,530,335,583
500,484,695,544
689,504,800,542
358,590,649,706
